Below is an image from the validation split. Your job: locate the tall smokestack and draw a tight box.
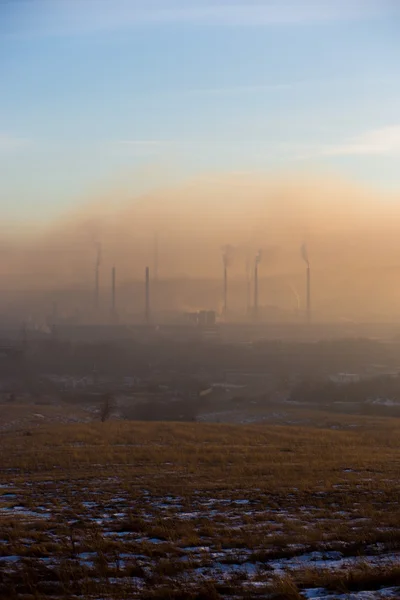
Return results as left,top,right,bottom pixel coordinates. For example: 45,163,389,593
111,266,116,315
222,245,234,320
301,243,311,324
95,265,99,309
145,266,150,324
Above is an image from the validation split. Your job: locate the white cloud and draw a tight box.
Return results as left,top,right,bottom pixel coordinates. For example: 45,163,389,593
0,134,31,153
113,128,400,162
325,126,400,157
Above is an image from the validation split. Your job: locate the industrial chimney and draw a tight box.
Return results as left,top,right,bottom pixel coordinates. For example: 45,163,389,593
145,266,150,324
222,245,233,320
95,266,99,309
301,243,311,324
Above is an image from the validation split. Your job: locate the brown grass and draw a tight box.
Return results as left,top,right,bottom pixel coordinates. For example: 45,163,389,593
0,419,399,598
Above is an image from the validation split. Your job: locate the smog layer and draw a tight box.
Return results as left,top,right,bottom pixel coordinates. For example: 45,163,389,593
2,171,400,323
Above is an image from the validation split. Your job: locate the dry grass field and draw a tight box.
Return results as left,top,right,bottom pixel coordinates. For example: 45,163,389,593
1,416,400,599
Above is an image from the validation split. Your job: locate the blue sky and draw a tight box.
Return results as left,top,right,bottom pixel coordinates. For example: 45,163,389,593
1,0,400,220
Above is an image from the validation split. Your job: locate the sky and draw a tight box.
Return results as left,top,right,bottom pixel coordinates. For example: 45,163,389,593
1,0,400,221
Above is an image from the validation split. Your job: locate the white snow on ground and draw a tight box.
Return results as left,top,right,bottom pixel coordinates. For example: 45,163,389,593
270,551,400,573
1,482,399,599
303,587,400,599
0,506,51,519
368,397,400,407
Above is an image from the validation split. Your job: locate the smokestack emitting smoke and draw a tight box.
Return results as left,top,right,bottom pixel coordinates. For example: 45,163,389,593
254,250,262,320
301,243,311,323
145,266,150,324
5,172,400,322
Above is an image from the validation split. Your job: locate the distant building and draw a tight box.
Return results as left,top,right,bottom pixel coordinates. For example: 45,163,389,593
187,310,216,329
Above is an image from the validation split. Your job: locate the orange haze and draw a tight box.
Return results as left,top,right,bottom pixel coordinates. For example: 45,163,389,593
1,171,400,321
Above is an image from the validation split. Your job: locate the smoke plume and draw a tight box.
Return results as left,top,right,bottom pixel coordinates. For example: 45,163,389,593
1,170,400,321
301,243,310,267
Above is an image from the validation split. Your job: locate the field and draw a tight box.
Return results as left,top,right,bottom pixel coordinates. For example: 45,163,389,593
1,416,400,599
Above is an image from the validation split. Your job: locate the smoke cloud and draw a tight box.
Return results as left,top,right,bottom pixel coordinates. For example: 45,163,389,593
1,170,400,321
